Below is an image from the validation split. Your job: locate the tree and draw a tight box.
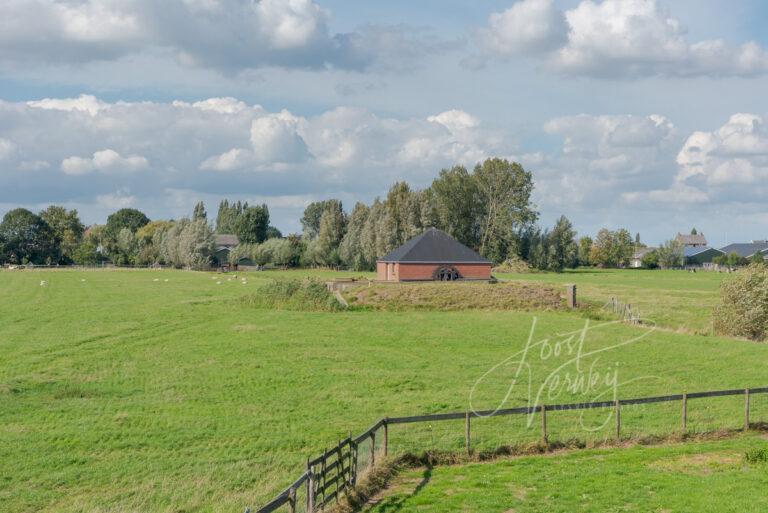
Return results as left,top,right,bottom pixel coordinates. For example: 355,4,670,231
160,219,189,267
0,208,57,264
546,216,578,272
306,202,346,266
750,252,766,266
577,236,593,266
339,202,371,271
114,228,137,265
265,226,283,239
235,204,270,244
178,219,215,269
215,200,238,233
691,227,698,235
193,201,207,221
301,200,340,240
656,239,684,269
641,249,660,269
473,158,537,263
429,165,478,249
589,228,634,268
135,221,173,265
104,208,149,262
39,206,84,263
105,208,150,237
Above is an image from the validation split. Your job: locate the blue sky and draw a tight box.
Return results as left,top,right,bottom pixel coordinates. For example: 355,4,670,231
1,0,768,246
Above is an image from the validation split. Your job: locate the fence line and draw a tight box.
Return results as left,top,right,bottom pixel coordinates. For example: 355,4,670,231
252,386,768,513
604,297,641,324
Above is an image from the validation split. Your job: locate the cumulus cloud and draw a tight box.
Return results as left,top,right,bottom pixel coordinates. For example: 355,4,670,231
0,95,505,226
475,0,567,57
620,114,768,208
535,114,676,208
61,149,149,175
475,0,768,78
0,0,451,73
96,189,137,209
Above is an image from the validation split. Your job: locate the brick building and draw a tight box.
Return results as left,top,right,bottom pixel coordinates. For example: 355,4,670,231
376,228,492,282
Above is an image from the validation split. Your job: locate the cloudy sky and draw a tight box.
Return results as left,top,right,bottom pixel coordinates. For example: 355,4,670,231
2,0,768,246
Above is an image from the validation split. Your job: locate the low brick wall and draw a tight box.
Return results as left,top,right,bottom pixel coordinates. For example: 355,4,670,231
377,262,492,281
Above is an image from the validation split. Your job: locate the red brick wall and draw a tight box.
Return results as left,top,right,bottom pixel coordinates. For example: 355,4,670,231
393,263,492,281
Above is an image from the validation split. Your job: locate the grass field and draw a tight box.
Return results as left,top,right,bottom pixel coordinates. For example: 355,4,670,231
1,268,766,512
496,268,726,333
365,432,768,513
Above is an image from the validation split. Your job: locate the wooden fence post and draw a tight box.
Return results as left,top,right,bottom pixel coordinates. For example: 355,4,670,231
566,284,577,309
370,432,376,466
615,399,621,440
465,412,471,456
681,393,687,434
306,458,314,513
745,388,750,431
288,488,296,513
383,419,389,457
541,404,547,446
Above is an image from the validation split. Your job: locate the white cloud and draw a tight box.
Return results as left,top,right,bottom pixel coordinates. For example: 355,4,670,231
0,0,449,73
61,149,149,175
0,138,16,160
250,112,311,165
475,0,567,56
96,189,137,209
476,0,768,78
0,95,505,224
536,113,677,208
676,114,768,187
27,94,107,115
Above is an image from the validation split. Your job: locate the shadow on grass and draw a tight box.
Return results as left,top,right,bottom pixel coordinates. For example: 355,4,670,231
371,464,433,513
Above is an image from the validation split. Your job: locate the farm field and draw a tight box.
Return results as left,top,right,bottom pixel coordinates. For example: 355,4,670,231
0,268,766,513
365,432,768,513
496,268,726,333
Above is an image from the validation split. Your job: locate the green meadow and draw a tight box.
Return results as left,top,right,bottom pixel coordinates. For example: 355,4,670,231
366,433,768,513
1,268,766,512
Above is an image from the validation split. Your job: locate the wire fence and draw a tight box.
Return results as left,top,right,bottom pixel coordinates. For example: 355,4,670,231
250,385,768,513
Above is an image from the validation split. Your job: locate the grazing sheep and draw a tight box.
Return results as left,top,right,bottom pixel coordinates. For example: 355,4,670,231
40,280,48,287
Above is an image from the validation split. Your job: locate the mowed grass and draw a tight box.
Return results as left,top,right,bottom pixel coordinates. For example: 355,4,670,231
496,268,726,333
0,268,766,512
366,433,768,513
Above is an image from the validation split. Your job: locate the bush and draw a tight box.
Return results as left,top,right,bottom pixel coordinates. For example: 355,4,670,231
492,255,532,273
242,279,343,312
744,448,768,464
713,265,768,341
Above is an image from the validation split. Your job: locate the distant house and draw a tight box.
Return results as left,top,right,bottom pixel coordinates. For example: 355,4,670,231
376,228,492,282
683,245,723,267
214,234,239,266
630,247,656,268
718,241,768,260
675,232,708,247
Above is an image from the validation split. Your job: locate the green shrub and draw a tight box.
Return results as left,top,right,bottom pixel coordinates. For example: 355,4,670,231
744,448,768,464
713,265,768,341
242,279,343,312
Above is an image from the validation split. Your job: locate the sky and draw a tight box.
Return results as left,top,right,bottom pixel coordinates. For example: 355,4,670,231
1,0,768,247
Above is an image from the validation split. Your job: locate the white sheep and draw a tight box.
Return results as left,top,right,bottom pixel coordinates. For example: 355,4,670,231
40,280,48,287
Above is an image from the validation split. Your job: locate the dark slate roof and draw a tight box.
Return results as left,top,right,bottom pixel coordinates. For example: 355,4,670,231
675,233,707,246
718,242,768,258
683,245,722,257
378,228,491,264
215,234,240,248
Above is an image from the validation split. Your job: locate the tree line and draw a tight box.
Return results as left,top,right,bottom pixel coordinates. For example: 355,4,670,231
1,157,680,271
